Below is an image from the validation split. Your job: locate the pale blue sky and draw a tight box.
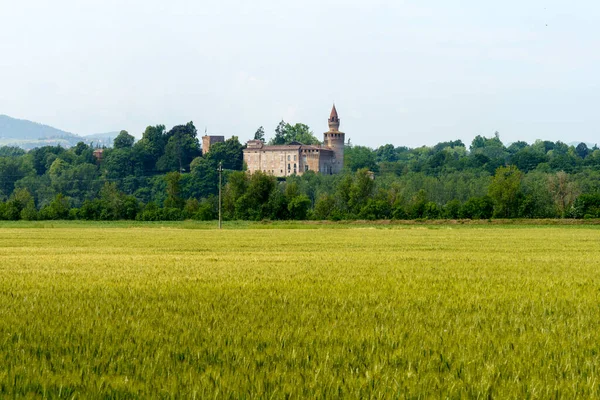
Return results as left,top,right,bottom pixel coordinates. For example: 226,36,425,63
1,0,598,147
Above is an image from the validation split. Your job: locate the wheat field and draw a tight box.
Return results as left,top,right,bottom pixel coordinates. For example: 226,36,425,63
1,224,600,398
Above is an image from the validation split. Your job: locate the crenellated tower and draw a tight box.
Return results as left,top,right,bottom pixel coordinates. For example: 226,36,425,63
323,104,345,173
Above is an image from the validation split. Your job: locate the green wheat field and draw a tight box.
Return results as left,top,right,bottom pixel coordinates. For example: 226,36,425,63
1,223,600,398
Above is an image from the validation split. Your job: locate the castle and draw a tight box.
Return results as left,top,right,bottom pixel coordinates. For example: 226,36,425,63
243,105,345,177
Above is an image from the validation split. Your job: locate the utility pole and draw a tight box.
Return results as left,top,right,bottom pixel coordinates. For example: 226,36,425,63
218,162,223,229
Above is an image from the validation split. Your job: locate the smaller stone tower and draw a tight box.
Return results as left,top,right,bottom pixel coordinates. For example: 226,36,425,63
202,135,225,155
323,104,345,173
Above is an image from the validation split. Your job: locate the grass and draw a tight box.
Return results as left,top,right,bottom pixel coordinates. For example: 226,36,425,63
2,218,600,230
1,224,600,398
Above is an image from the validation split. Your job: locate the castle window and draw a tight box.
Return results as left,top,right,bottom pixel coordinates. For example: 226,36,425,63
287,155,290,161
294,155,297,161
305,165,309,172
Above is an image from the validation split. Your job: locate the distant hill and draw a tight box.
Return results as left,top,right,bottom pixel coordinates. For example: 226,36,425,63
0,115,117,150
82,132,119,147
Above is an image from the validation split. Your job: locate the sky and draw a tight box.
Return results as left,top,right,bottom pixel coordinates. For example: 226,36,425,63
1,0,599,148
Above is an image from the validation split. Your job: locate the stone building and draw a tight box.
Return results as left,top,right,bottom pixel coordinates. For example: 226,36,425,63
92,148,104,162
202,135,225,154
243,105,345,177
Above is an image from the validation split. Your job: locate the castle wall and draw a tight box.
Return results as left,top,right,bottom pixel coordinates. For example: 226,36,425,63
243,146,336,177
244,147,302,177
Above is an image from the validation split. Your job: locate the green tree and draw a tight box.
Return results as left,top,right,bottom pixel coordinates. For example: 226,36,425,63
284,123,320,145
375,144,398,163
113,130,135,149
28,146,65,175
40,194,70,220
344,146,378,172
134,125,167,173
164,172,184,209
288,195,311,220
157,122,201,172
99,182,125,220
470,132,507,161
0,156,34,198
358,189,392,220
232,172,277,220
194,198,217,221
488,165,523,218
510,146,547,172
313,194,337,220
459,196,494,219
575,142,590,159
102,148,135,179
348,169,375,215
0,146,26,157
223,171,249,219
189,157,218,198
268,121,320,145
270,120,287,145
572,194,600,218
20,200,38,220
548,171,579,217
253,126,265,141
206,136,244,170
443,199,462,219
507,141,529,154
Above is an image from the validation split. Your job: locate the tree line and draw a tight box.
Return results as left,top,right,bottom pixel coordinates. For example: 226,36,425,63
1,122,600,221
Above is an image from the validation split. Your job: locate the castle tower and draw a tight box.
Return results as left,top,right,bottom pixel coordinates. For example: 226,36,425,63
324,104,345,173
202,135,225,155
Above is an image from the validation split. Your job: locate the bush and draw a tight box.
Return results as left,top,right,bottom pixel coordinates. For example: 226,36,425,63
161,207,185,221
39,194,70,220
422,202,440,219
391,202,408,220
184,198,200,218
313,195,336,220
69,208,80,220
443,200,462,219
79,199,103,220
194,199,216,221
4,201,22,220
460,196,494,219
359,199,391,220
572,194,600,219
288,195,311,220
136,202,160,221
20,202,38,221
121,196,140,220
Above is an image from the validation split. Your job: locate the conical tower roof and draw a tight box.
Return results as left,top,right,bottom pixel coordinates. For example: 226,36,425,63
328,104,340,131
329,104,338,119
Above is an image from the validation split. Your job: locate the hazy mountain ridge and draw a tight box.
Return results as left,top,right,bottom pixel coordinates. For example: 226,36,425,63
0,114,79,140
0,115,115,150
